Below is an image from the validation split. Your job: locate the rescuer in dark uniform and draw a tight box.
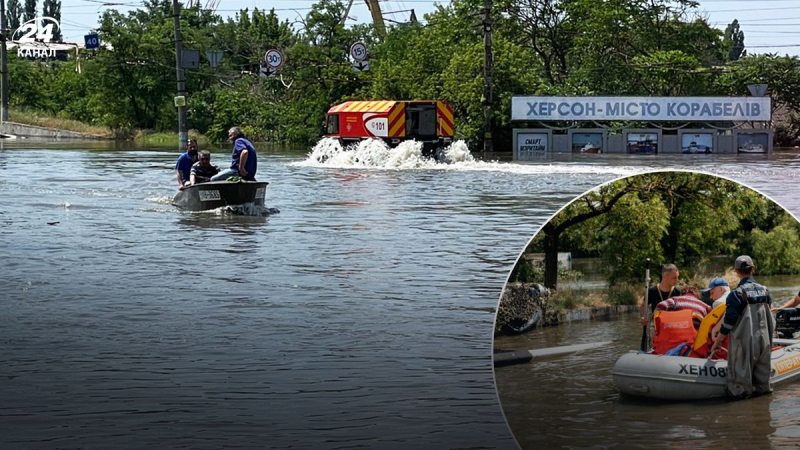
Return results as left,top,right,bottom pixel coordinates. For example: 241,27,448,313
711,255,775,399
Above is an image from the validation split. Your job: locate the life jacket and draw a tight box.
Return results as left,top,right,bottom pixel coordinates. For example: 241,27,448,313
653,309,702,355
692,303,729,360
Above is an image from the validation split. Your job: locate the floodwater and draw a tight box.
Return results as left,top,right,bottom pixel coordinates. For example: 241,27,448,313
1,138,799,449
494,319,800,450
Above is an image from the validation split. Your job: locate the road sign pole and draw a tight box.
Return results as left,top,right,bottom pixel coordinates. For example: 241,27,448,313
172,0,188,150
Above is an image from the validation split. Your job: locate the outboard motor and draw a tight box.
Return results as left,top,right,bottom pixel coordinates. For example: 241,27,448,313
776,308,800,339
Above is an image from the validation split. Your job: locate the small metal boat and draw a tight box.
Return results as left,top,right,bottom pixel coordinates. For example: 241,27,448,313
172,180,268,211
611,338,800,400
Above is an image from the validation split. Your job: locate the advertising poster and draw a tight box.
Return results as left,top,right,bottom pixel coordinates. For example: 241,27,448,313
681,133,713,154
737,132,769,153
517,133,548,160
571,133,603,154
626,133,658,154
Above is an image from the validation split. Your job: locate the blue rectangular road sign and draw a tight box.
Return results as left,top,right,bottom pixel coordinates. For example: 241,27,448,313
84,34,100,49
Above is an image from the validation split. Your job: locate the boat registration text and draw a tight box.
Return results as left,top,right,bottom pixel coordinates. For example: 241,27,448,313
199,190,221,201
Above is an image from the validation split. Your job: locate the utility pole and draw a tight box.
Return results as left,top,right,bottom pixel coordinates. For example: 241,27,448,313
482,0,493,154
1,0,9,122
172,0,188,150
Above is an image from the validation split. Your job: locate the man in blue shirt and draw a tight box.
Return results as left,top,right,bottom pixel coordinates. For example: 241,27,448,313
211,127,258,181
711,255,775,398
175,139,199,188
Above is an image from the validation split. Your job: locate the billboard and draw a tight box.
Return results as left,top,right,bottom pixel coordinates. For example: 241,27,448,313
570,132,604,154
681,132,714,154
517,132,549,157
511,96,771,122
627,132,659,155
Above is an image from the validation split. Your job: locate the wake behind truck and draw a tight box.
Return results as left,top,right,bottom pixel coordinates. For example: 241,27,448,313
325,100,455,158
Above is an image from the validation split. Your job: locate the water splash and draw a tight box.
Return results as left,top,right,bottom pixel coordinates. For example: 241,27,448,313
302,138,440,170
207,203,280,216
293,137,647,176
145,195,174,205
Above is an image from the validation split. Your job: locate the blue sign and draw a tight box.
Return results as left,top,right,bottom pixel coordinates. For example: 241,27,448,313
84,34,100,49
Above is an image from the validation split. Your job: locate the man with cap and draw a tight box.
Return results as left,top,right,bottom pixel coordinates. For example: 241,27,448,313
710,255,775,399
704,277,731,309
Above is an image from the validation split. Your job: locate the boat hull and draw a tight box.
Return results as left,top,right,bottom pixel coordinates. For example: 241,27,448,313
611,339,800,400
172,180,268,211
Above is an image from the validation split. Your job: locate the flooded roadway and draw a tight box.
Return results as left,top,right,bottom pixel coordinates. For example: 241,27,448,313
1,140,799,448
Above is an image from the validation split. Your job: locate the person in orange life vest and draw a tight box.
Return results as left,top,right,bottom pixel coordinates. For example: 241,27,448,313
640,263,681,326
652,286,708,355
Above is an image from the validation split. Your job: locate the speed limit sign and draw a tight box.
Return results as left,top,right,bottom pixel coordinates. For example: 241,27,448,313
264,49,285,69
349,42,367,62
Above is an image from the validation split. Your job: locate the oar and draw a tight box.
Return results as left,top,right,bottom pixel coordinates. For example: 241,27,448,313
494,341,615,367
640,258,651,352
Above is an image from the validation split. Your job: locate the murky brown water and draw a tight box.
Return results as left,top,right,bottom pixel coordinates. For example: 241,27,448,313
495,318,800,449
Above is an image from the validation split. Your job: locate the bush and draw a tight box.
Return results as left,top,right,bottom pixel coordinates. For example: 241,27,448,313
748,222,800,275
606,283,640,306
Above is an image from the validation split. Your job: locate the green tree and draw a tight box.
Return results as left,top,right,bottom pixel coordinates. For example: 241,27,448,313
528,172,776,289
22,0,35,23
42,0,62,42
748,216,800,276
6,0,22,32
723,19,745,61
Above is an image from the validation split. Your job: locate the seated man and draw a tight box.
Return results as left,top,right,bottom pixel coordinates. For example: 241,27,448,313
186,151,219,186
211,127,257,182
175,139,199,188
703,277,731,309
654,287,711,319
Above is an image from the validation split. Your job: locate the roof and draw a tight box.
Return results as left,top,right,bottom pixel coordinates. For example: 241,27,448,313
328,101,398,114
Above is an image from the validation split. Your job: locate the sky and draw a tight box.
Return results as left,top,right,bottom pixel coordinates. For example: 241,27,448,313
42,0,800,57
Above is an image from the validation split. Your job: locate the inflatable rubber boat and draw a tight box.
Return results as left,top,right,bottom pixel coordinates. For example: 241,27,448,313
172,180,268,211
611,338,800,400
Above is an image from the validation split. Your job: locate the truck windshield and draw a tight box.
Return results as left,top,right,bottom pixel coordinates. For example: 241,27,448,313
327,115,339,134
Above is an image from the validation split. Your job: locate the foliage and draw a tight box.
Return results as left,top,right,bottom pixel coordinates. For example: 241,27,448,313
748,216,800,276
42,0,62,42
527,172,800,288
606,283,640,306
508,257,582,284
723,19,746,61
6,0,22,32
22,0,34,23
7,0,800,147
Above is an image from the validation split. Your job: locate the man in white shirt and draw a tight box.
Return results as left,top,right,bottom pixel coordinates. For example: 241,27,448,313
704,277,730,309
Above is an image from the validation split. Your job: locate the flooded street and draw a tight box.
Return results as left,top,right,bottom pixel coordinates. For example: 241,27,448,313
494,319,800,449
1,140,799,448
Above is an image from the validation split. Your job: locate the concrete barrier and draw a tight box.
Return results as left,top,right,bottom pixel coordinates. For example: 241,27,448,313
0,121,109,140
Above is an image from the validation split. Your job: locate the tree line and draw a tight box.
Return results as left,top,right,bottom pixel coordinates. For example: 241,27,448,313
8,0,800,147
6,0,63,41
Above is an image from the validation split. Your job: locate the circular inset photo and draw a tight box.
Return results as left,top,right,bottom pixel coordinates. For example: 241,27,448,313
493,170,800,449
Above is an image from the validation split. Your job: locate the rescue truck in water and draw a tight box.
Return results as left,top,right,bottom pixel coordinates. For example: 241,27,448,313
325,100,455,158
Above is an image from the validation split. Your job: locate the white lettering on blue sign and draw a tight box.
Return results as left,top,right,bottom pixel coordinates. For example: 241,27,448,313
513,96,771,122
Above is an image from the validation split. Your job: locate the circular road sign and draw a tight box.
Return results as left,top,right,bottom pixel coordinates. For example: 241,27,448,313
349,42,367,62
265,49,285,69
